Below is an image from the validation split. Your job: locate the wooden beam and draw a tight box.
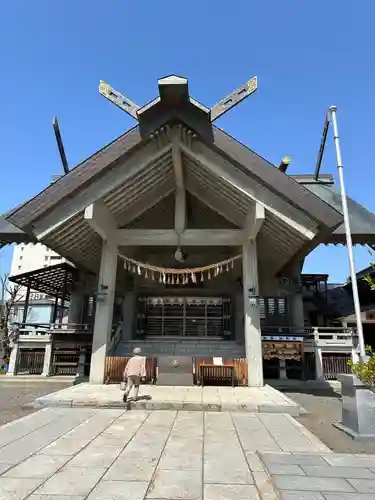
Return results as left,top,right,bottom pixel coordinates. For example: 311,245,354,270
172,130,184,189
84,201,117,241
116,229,244,246
179,142,317,240
175,188,186,235
171,130,186,234
244,203,265,240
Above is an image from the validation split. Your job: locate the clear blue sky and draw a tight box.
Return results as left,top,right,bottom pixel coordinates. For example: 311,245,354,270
1,0,374,282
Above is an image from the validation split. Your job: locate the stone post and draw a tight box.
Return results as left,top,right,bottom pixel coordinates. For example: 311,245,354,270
89,240,118,384
42,341,53,376
313,327,324,380
76,346,86,377
242,239,263,387
7,343,19,376
341,321,360,364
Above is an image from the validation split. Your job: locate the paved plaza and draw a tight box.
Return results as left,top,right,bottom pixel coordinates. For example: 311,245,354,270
1,405,375,498
2,383,375,499
263,451,375,499
33,383,300,415
0,406,327,500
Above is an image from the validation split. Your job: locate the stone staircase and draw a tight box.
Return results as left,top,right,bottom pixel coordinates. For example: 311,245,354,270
114,338,245,358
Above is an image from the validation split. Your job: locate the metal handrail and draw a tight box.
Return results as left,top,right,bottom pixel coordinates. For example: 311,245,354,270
107,322,123,355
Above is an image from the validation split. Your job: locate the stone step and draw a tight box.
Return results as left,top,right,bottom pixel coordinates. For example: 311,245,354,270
115,340,245,357
156,373,194,386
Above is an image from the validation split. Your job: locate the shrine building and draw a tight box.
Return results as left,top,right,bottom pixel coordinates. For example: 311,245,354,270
2,75,375,385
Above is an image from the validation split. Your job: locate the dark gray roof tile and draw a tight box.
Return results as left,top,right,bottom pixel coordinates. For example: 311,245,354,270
301,182,375,243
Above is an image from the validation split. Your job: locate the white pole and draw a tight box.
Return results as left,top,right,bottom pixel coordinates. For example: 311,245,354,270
329,105,365,359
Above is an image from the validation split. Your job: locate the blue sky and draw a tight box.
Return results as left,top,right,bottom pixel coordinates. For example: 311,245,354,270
0,0,374,282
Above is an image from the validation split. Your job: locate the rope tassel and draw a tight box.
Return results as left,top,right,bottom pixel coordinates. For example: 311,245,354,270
118,252,242,282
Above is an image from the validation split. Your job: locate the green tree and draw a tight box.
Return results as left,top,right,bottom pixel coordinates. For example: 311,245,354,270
0,274,22,356
347,248,375,387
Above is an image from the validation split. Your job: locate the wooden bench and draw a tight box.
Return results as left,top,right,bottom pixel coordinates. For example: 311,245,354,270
199,362,236,387
193,358,238,387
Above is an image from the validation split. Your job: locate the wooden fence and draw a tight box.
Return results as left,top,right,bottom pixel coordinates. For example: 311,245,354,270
17,349,44,375
105,354,351,385
105,357,157,384
322,353,352,380
50,350,80,376
194,354,351,384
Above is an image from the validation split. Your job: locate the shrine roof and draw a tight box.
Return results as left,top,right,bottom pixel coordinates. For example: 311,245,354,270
0,215,34,247
293,174,375,245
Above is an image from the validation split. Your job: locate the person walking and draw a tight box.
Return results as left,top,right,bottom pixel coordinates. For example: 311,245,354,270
122,347,146,403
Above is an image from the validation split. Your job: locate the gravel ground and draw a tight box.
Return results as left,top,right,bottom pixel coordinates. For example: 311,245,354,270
0,379,71,425
285,388,375,454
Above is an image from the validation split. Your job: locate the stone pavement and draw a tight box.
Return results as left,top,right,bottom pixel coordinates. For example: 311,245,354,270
262,451,375,499
1,407,375,499
33,382,300,415
0,407,329,499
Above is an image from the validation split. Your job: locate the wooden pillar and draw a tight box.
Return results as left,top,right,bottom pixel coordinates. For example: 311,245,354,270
52,296,59,323
58,271,68,324
242,239,263,387
22,279,31,326
68,290,84,325
290,263,305,332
